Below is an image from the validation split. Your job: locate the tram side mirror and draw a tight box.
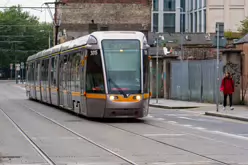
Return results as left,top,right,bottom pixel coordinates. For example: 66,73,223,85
143,43,150,49
87,36,97,45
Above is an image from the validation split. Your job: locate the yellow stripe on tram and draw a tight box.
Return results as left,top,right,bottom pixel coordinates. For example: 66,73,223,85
72,92,80,97
86,94,106,99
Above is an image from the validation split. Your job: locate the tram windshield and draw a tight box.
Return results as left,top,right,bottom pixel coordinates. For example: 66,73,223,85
102,39,141,94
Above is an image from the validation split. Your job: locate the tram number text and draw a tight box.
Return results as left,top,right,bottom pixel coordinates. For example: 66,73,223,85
90,50,98,56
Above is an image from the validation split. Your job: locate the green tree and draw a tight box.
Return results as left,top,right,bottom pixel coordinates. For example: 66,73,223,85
238,17,248,35
0,5,53,68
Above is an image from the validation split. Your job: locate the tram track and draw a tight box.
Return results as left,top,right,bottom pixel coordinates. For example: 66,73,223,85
106,122,231,165
0,107,56,165
18,103,138,165
14,99,235,165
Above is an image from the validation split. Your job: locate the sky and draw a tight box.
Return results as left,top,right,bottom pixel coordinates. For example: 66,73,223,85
0,0,54,23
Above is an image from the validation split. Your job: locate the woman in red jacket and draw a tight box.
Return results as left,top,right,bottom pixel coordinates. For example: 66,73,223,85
220,72,234,110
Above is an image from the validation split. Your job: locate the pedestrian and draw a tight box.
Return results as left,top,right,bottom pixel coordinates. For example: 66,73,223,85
220,72,234,110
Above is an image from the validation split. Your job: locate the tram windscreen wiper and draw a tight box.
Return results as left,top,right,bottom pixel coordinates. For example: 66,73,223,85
108,78,126,96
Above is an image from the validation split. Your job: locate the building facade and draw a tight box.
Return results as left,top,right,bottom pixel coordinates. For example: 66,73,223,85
152,0,248,33
59,0,151,41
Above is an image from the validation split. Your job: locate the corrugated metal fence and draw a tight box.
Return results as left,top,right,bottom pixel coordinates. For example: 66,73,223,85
170,60,223,103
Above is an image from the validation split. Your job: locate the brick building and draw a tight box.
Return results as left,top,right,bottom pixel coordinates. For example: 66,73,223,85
58,0,151,41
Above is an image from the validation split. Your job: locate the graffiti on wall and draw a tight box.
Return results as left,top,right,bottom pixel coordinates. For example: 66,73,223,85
223,61,240,87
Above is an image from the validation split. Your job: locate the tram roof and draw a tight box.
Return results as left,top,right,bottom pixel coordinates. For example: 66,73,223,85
27,31,146,62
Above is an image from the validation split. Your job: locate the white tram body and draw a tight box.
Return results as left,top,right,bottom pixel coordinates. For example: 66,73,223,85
25,31,151,118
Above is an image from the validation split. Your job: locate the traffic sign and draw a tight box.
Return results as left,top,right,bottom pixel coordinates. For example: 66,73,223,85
16,63,20,71
21,62,24,69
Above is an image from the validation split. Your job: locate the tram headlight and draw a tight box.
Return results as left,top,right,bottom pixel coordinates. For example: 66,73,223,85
109,96,118,100
133,95,141,101
110,96,115,100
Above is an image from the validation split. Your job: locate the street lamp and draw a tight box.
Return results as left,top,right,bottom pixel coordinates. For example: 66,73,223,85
177,7,184,100
177,7,184,61
155,33,165,103
40,30,51,48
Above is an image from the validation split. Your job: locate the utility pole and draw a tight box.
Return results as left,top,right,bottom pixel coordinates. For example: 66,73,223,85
44,0,66,46
215,22,224,112
54,0,59,45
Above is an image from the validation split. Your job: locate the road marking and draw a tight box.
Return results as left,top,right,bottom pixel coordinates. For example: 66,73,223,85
32,136,82,140
212,131,248,140
144,134,184,137
178,116,223,123
152,161,213,165
182,124,192,127
167,121,177,124
16,85,26,90
147,114,154,118
178,116,192,120
156,118,165,121
195,127,205,130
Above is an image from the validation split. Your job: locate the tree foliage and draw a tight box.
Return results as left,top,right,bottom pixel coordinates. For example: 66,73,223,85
0,5,53,68
238,17,248,35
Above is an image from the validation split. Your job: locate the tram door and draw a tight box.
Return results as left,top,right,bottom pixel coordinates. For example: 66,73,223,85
30,62,36,98
59,54,73,109
81,50,87,114
41,59,49,102
35,61,42,100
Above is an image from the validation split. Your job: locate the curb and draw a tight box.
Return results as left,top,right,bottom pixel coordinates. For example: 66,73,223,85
205,112,248,122
149,104,199,109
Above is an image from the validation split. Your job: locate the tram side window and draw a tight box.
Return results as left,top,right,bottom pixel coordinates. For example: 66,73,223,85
71,53,81,92
27,64,30,83
50,57,57,87
60,55,68,89
44,59,49,85
67,54,72,91
143,50,149,93
31,63,35,84
86,50,105,93
41,60,45,86
35,61,40,86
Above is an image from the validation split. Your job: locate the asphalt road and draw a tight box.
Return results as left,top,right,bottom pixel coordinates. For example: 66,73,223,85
0,81,248,165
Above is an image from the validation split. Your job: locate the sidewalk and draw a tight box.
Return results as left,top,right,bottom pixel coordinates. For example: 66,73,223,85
149,99,248,122
149,99,214,109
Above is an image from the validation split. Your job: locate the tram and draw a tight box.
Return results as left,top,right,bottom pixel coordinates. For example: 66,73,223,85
25,31,151,118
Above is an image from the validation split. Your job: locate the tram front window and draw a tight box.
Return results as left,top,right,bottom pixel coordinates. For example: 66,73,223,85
102,39,141,94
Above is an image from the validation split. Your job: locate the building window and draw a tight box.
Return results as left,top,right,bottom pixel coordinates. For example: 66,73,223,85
204,9,206,32
203,0,206,7
153,13,159,32
180,0,185,11
163,13,175,33
190,13,193,32
199,0,202,8
164,0,175,11
180,13,185,32
191,0,193,10
195,13,197,32
195,0,197,9
153,0,158,11
199,11,202,32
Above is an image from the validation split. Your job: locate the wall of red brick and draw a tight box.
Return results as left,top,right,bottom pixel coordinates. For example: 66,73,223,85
236,43,248,104
59,0,151,39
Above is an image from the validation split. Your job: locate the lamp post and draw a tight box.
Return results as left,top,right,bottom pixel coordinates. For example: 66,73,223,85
40,30,52,48
177,7,184,100
177,7,184,61
155,33,164,103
